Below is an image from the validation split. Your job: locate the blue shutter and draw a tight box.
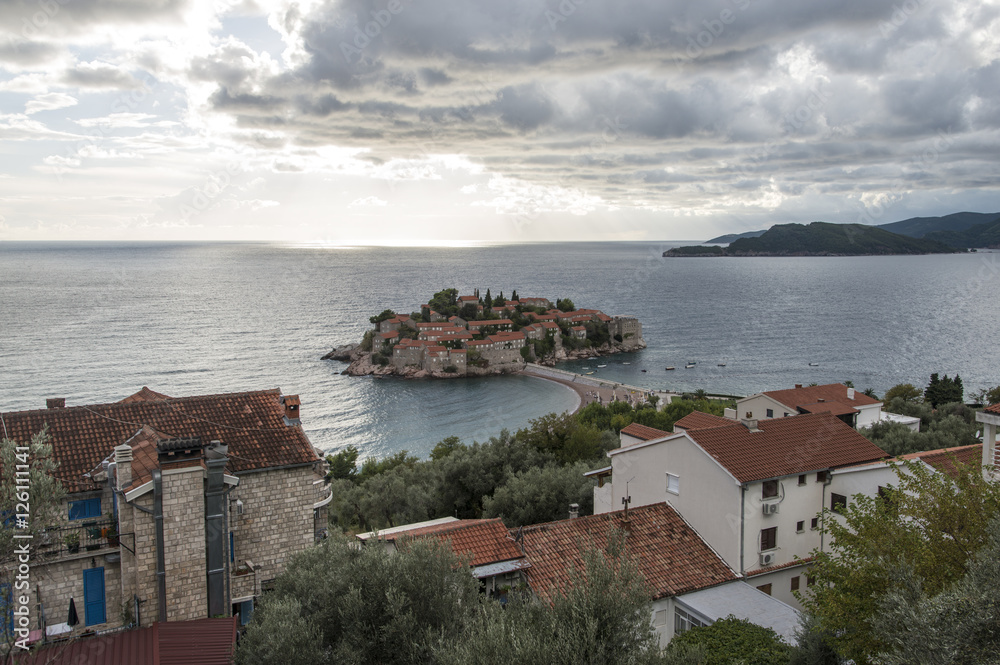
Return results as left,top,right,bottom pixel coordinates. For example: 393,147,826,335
69,497,101,521
83,568,106,626
229,532,235,563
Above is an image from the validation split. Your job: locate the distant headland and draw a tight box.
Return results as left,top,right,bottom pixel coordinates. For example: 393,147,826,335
664,222,962,257
322,288,645,379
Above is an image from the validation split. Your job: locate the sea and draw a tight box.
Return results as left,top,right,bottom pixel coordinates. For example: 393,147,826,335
2,241,998,461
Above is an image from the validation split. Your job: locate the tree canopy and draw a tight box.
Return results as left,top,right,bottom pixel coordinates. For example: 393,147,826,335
924,373,963,407
663,616,791,665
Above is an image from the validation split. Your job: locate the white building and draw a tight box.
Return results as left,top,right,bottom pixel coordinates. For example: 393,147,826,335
733,383,884,429
590,412,887,608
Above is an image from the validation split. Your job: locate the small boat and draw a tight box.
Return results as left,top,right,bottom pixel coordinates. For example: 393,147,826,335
585,371,595,375
809,362,819,366
665,366,675,371
622,362,631,365
588,356,598,360
685,363,695,368
718,363,726,367
641,369,647,373
597,364,607,368
582,367,589,370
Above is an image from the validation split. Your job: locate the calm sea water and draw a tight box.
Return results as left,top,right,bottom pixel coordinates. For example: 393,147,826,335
2,242,998,459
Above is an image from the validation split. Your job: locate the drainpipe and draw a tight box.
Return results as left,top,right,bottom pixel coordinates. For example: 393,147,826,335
153,469,167,623
739,485,746,576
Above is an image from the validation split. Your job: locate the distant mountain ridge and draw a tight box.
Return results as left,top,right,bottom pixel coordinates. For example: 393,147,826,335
705,230,767,243
875,212,1000,238
667,222,959,257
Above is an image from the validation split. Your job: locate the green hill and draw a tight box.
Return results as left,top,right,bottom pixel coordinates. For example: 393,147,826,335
663,222,960,257
924,216,1000,249
876,212,1000,238
705,230,767,243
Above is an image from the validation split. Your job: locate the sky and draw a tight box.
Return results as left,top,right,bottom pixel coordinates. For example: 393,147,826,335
1,0,999,244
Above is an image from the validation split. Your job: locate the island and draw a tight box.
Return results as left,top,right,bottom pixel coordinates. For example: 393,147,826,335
664,222,961,257
323,288,645,378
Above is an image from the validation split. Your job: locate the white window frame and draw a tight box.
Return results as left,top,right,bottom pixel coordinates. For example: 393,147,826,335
666,472,680,495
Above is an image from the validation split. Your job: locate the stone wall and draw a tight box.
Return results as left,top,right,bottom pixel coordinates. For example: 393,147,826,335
31,553,123,636
392,345,423,369
160,466,208,622
228,465,319,587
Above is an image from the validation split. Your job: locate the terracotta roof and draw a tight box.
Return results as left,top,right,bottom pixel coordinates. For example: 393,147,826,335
378,331,399,339
762,383,881,410
898,444,983,479
458,295,479,302
673,411,733,431
986,403,1000,414
683,412,886,483
119,387,171,403
620,423,670,441
797,401,858,417
518,503,736,601
468,319,513,328
0,389,318,493
396,519,525,568
17,617,237,665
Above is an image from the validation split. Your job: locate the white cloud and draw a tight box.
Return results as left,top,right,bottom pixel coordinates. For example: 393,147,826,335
25,92,78,115
349,195,388,207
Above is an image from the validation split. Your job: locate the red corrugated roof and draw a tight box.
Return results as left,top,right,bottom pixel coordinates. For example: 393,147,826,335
673,411,733,431
620,423,669,441
518,503,736,601
0,389,318,493
684,412,886,483
14,618,237,665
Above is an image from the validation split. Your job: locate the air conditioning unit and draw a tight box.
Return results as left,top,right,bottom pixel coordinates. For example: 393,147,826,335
762,502,779,516
759,552,776,567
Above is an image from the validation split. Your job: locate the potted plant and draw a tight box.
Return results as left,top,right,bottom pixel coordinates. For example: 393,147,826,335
65,532,80,554
103,522,119,547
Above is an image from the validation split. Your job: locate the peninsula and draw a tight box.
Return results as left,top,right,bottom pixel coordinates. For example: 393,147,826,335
323,288,645,378
664,222,960,257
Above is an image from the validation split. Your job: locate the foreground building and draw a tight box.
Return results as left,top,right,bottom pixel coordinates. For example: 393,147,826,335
0,388,330,640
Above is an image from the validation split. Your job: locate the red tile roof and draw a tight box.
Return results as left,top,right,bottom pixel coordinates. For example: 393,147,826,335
746,556,815,578
518,503,736,601
986,403,1000,415
119,387,171,404
620,423,670,441
763,383,881,411
898,444,983,479
397,518,525,567
0,389,318,493
796,402,859,417
673,411,733,431
683,412,886,483
17,617,237,665
468,319,513,328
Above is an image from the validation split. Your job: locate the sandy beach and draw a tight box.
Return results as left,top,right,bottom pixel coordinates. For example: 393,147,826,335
520,367,657,415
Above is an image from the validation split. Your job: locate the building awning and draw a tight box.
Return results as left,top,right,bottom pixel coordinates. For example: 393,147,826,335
583,466,612,478
471,558,531,579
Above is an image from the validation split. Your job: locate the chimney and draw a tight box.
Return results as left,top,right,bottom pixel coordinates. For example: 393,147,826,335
847,387,856,400
569,503,579,519
46,398,65,409
114,444,133,492
794,384,802,389
282,395,301,424
742,418,760,432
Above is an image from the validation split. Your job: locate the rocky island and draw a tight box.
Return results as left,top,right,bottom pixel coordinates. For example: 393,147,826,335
323,288,645,378
664,221,960,257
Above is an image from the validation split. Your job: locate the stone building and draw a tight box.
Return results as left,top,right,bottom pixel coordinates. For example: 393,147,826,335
608,315,643,345
0,388,330,640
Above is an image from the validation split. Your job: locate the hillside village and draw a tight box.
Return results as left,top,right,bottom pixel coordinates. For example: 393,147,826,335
3,379,998,662
325,288,645,378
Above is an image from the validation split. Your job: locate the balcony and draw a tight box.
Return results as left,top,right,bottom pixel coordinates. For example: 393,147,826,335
36,519,120,561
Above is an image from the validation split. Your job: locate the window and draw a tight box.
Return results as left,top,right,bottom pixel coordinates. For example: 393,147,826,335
878,485,896,508
653,609,667,627
806,575,816,586
811,517,819,530
831,493,847,514
666,473,680,495
744,411,752,418
756,583,772,595
816,471,829,483
230,532,235,564
760,526,777,551
796,520,805,533
69,497,101,521
762,480,778,499
784,412,790,417
83,567,106,626
790,576,800,592
674,607,707,635
766,408,774,418
798,474,807,486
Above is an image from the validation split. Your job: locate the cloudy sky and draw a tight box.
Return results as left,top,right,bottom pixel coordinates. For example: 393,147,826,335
1,0,998,243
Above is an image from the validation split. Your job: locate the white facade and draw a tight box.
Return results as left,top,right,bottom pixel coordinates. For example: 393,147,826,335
977,408,1000,477
737,386,884,429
